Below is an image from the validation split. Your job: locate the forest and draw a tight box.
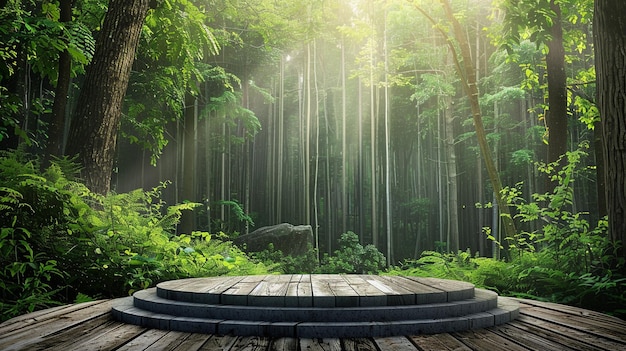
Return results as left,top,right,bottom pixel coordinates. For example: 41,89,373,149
1,0,625,321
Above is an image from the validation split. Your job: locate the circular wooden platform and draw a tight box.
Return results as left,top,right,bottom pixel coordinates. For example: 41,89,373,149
110,274,519,338
1,275,625,350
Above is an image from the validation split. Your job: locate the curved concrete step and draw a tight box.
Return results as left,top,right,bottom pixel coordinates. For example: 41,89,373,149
132,287,498,322
111,296,519,338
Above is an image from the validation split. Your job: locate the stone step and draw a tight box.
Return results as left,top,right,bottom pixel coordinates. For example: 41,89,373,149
155,275,475,307
132,287,499,323
111,296,519,338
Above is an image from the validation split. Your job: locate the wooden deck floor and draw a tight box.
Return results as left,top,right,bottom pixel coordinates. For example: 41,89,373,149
1,287,625,350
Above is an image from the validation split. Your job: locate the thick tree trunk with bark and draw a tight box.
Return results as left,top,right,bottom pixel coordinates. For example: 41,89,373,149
65,0,151,194
594,0,626,261
545,0,568,191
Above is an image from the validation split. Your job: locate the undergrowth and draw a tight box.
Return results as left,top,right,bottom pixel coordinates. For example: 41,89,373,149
389,145,626,319
252,231,387,275
0,150,270,322
2,145,625,322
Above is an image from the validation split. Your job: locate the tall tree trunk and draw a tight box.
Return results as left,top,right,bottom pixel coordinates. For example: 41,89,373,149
545,0,568,191
179,95,198,234
437,0,517,242
358,78,365,242
383,14,393,265
44,0,73,164
594,120,607,218
221,117,229,225
477,153,484,255
594,0,626,262
65,0,151,194
369,40,378,248
267,81,276,223
492,99,501,259
443,95,459,253
324,88,332,257
341,38,348,235
414,101,424,258
313,39,320,249
204,109,212,232
305,42,312,225
278,56,285,224
436,99,445,250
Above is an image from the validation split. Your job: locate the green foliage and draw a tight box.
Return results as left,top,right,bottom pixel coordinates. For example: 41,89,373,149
391,144,626,318
194,66,262,153
57,182,269,297
511,148,535,166
0,185,66,319
571,67,599,129
0,150,77,321
497,0,593,54
0,1,95,82
317,232,386,274
0,87,27,144
66,21,96,65
390,249,484,282
501,143,604,267
211,199,254,236
0,0,99,147
0,150,269,321
252,232,388,275
494,144,626,315
252,243,319,274
121,0,231,165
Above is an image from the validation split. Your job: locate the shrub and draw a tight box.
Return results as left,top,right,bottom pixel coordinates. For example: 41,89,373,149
0,186,66,319
251,242,319,274
0,150,269,321
390,145,626,318
0,152,80,321
252,231,387,275
317,231,386,274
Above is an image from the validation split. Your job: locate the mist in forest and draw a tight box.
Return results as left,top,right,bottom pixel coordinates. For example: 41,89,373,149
106,0,600,264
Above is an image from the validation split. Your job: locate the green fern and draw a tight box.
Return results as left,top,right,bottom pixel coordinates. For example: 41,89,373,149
66,21,95,64
1,150,270,320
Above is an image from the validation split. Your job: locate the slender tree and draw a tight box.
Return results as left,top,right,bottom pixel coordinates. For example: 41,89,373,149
65,0,152,194
544,0,568,191
442,94,459,252
44,0,74,163
313,39,321,249
383,8,393,265
498,0,593,192
413,0,518,244
369,31,379,248
594,0,626,262
305,42,312,225
341,38,348,235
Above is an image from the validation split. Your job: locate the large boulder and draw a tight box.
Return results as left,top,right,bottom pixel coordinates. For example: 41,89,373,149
233,223,313,256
